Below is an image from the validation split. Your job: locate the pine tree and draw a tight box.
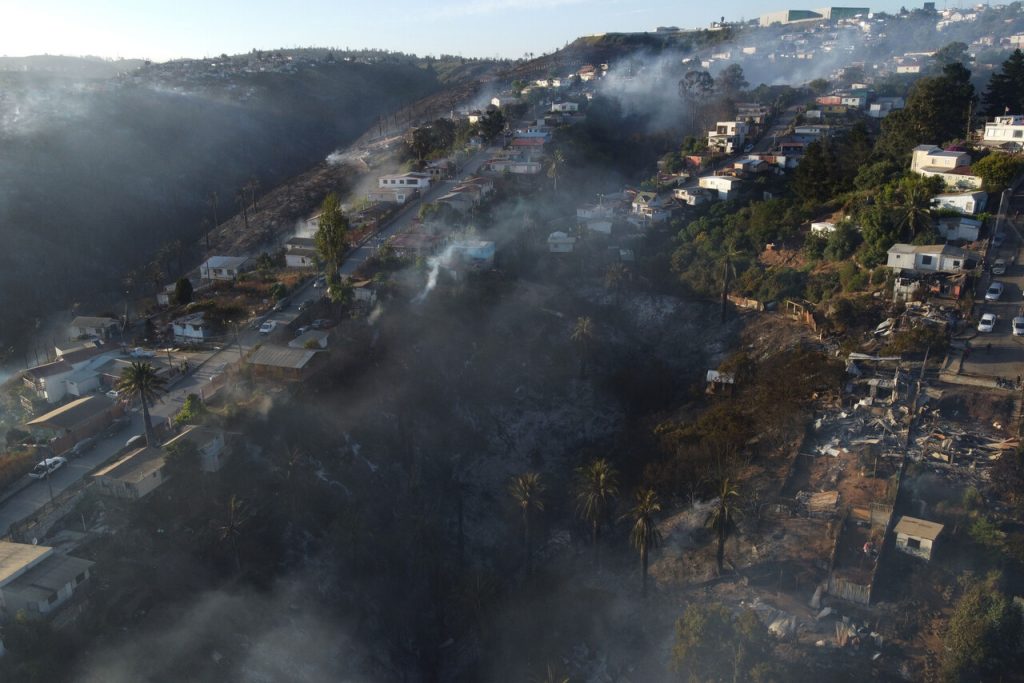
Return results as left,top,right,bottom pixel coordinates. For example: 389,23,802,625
983,49,1024,117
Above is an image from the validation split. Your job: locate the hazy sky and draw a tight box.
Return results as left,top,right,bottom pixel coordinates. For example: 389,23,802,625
0,1,979,62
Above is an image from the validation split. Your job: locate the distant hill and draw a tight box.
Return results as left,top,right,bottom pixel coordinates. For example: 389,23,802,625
0,54,499,354
0,55,145,78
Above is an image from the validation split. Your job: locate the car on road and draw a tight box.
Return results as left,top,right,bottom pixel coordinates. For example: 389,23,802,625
992,259,1007,275
1014,317,1024,336
295,325,311,336
259,320,278,335
298,300,312,312
29,457,67,479
103,416,130,438
313,275,326,289
70,437,97,457
985,281,1005,301
978,313,997,333
311,318,334,330
130,347,155,358
106,389,122,400
743,143,754,153
125,434,145,449
993,232,1006,248
273,297,291,312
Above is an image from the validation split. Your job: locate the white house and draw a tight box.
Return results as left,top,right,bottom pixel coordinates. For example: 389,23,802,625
0,541,93,618
165,424,229,473
707,121,749,154
673,187,712,206
936,216,982,242
200,256,252,281
886,243,972,274
92,445,166,500
367,187,418,204
486,159,542,175
894,516,943,561
584,219,613,235
810,221,837,235
910,145,982,190
551,102,580,113
983,115,1024,145
69,316,119,340
285,236,317,268
547,231,577,253
932,191,987,215
699,175,743,200
378,172,431,190
630,192,672,225
172,312,217,343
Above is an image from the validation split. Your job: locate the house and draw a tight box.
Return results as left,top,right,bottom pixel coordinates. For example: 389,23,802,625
284,236,317,268
932,191,987,215
485,159,542,174
350,279,377,307
0,541,93,618
200,256,252,281
69,316,119,341
436,191,476,214
551,102,579,113
25,394,118,454
389,231,443,258
491,95,520,108
172,312,217,344
367,187,418,204
425,159,454,181
910,145,982,190
983,115,1024,146
510,137,547,159
699,175,743,200
584,219,613,235
165,424,229,473
867,96,905,119
577,203,614,221
810,221,837,235
673,187,712,206
247,345,325,383
548,231,577,253
630,192,672,225
289,329,331,350
21,343,111,404
936,216,982,242
378,172,431,190
705,369,736,395
92,444,167,500
707,121,749,154
446,240,495,268
894,516,943,561
886,243,973,274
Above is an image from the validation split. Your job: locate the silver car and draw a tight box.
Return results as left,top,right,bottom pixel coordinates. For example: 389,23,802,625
29,457,67,479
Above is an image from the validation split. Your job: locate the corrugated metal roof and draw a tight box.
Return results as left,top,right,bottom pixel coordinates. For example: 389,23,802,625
26,394,113,430
0,542,51,586
894,516,944,540
248,345,320,370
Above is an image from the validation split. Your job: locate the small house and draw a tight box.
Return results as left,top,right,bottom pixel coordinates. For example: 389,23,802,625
165,424,229,473
548,231,577,253
983,114,1024,144
894,516,943,561
699,175,742,200
200,256,253,281
92,445,166,500
377,172,431,190
936,216,982,242
247,346,325,383
69,316,119,341
172,312,217,344
886,243,973,274
285,236,318,268
932,191,987,215
0,541,93,618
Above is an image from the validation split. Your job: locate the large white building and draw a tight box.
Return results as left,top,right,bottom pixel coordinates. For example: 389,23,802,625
910,145,982,190
983,115,1024,146
707,121,749,154
378,172,431,190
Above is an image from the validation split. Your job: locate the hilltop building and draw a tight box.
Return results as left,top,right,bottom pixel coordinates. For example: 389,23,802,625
760,7,869,26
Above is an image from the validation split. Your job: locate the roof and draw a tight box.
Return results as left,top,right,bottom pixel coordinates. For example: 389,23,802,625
2,553,94,602
894,516,944,540
0,542,52,586
248,345,321,370
26,394,114,431
888,243,967,257
286,247,318,258
286,236,316,248
23,359,73,381
70,316,118,330
288,330,330,349
58,341,108,365
163,424,222,451
203,255,250,270
92,445,165,484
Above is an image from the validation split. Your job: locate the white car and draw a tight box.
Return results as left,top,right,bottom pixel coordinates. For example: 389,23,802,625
259,321,277,335
29,457,67,479
1013,317,1024,337
130,347,155,358
985,282,1005,302
978,313,997,333
992,259,1007,276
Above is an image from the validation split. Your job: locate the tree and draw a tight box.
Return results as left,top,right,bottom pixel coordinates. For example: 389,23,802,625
116,361,167,448
570,316,594,376
679,69,716,131
972,153,1024,193
876,64,976,160
706,476,740,574
716,64,748,96
173,393,206,426
941,574,1024,682
894,175,937,240
982,49,1024,117
212,494,250,574
673,603,784,682
477,108,506,141
932,42,971,69
575,458,619,564
807,78,831,96
547,149,565,192
314,193,350,275
173,277,193,306
509,472,545,573
624,488,663,597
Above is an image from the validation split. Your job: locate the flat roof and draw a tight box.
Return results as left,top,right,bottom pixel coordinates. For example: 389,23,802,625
248,345,320,370
3,553,94,602
26,394,113,431
92,446,165,484
288,330,329,349
0,542,52,586
204,256,249,269
895,516,944,540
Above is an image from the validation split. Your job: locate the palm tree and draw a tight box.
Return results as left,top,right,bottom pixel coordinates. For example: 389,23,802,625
895,177,934,241
116,361,167,447
706,477,740,575
718,246,742,324
213,494,250,574
509,472,545,573
625,488,663,597
575,458,619,564
570,316,594,377
547,150,565,192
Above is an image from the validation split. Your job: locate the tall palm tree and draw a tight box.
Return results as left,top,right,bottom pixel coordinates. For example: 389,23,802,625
895,177,934,241
575,458,619,564
706,477,740,575
116,361,167,447
509,472,545,573
570,316,594,377
547,150,565,192
213,494,250,574
625,488,663,597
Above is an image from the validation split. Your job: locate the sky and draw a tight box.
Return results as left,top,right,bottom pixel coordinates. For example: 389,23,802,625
0,1,984,62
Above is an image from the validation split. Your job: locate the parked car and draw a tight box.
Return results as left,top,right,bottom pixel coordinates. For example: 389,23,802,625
105,389,122,400
103,416,130,438
985,282,1005,301
70,437,97,457
273,297,291,312
130,347,155,358
313,275,326,289
992,259,1007,275
311,318,334,330
259,320,278,335
298,300,312,312
125,434,145,450
295,325,311,336
1014,317,1024,337
29,457,67,479
978,313,997,333
993,232,1006,248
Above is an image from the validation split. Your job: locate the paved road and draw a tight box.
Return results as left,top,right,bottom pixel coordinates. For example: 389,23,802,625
751,105,802,155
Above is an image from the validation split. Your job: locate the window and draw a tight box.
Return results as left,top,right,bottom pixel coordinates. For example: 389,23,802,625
953,260,961,268
1015,130,1023,139
920,255,933,265
906,537,921,550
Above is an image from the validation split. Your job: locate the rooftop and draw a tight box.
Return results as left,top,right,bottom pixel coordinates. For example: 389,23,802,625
248,345,321,370
26,394,114,431
3,553,94,603
203,255,250,269
92,445,165,485
0,542,51,586
894,516,944,540
69,316,118,329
